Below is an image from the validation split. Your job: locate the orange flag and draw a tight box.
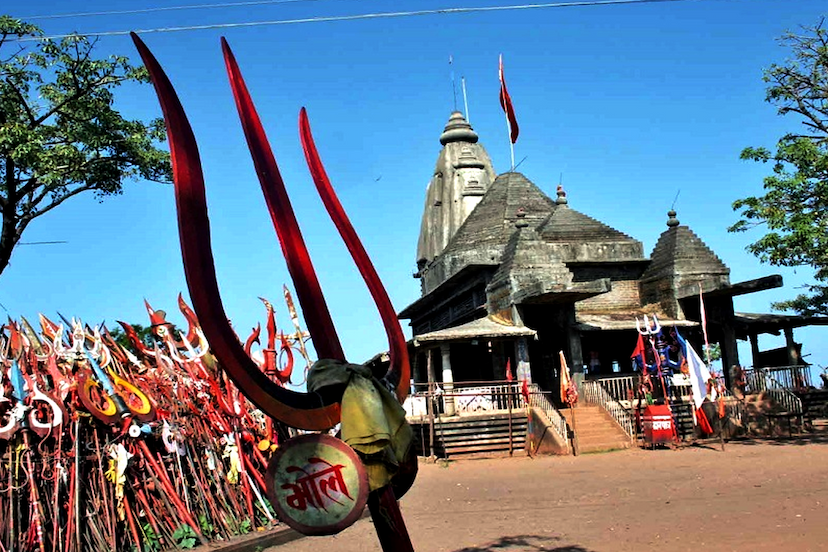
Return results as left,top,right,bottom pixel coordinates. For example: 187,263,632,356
559,350,577,405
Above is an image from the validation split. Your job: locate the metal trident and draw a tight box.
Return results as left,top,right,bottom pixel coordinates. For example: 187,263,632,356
131,34,410,431
131,33,415,551
636,314,661,336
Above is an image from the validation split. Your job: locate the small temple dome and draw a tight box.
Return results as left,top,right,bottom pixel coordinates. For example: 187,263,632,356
555,185,568,205
439,111,479,145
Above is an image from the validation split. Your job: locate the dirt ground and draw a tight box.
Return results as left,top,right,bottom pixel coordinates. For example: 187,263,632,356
264,434,828,552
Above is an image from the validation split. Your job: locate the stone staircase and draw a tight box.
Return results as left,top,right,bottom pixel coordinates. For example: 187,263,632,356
409,412,528,458
561,406,632,454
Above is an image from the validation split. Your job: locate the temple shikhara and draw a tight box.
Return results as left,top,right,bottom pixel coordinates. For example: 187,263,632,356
390,111,828,457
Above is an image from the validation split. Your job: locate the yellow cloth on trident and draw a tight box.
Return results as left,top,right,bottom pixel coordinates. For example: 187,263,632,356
308,359,413,492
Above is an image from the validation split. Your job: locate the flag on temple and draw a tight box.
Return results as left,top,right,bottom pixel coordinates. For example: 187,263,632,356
498,54,519,144
505,358,513,382
673,327,712,410
559,350,578,405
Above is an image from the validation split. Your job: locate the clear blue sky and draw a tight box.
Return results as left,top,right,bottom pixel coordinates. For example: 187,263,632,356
4,0,828,383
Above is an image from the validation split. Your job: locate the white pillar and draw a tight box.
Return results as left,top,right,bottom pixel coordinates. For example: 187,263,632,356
441,343,456,416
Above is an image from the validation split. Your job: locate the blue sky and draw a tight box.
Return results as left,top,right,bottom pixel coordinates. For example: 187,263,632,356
4,0,828,383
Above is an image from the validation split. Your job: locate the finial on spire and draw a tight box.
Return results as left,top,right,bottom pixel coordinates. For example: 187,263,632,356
667,209,680,227
555,185,568,205
515,208,528,228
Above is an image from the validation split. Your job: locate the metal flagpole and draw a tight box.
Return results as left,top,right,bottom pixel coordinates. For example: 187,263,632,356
461,76,470,124
504,112,515,170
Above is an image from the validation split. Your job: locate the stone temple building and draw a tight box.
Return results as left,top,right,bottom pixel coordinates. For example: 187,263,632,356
396,111,818,407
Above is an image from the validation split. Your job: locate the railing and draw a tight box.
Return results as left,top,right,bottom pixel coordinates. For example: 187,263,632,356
744,365,812,393
590,374,636,402
404,381,569,448
581,380,635,440
525,383,569,448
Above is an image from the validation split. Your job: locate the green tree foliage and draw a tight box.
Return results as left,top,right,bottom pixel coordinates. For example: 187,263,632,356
0,16,171,276
107,323,157,353
730,19,828,316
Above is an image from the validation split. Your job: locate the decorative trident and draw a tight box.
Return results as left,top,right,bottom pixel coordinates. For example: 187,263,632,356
635,314,661,337
131,34,414,551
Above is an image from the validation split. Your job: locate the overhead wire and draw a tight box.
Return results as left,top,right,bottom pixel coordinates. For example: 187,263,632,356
18,0,352,21
19,0,723,41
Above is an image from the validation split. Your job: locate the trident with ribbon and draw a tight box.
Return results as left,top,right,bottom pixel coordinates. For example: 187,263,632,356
132,33,415,551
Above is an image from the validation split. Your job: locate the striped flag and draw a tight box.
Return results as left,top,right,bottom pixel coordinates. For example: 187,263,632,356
498,54,519,144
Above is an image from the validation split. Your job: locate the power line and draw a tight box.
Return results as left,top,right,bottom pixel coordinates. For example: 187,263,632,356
19,0,348,21
21,0,717,41
18,241,69,245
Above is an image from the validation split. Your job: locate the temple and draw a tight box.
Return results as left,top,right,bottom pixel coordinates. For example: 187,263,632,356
389,111,828,455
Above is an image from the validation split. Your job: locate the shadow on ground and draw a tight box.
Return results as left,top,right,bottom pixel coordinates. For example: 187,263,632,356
678,430,828,450
452,534,595,552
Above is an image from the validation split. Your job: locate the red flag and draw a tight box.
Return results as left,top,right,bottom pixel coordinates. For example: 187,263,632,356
631,333,646,369
498,54,519,144
696,406,714,434
505,358,513,382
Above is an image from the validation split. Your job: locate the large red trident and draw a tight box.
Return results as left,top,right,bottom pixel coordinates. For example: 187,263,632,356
131,34,414,551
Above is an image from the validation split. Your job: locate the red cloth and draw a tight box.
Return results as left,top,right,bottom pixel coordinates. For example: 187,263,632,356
521,379,530,403
498,55,519,144
505,358,513,382
631,334,646,367
696,406,714,434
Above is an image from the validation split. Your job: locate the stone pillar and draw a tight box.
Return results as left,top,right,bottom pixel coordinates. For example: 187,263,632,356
784,327,799,366
720,323,739,388
515,337,531,384
440,343,455,416
749,333,761,368
566,308,584,389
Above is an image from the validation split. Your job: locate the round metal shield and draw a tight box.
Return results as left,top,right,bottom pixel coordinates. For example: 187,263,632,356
265,433,369,536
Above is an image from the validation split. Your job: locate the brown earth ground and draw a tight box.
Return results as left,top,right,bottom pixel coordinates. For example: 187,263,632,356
263,434,828,552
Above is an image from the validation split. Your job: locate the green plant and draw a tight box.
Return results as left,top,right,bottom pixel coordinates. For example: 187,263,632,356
198,513,216,538
238,519,252,535
140,523,161,552
173,525,197,549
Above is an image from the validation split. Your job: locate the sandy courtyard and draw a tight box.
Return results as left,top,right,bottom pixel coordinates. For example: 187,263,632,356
265,436,828,552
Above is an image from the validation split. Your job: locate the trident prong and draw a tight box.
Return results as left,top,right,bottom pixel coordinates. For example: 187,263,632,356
131,33,410,431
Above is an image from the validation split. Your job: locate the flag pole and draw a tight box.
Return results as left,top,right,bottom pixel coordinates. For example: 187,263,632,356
449,55,457,111
504,114,515,170
461,76,470,124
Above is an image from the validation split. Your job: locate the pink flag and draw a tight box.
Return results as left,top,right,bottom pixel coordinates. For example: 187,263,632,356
498,54,519,144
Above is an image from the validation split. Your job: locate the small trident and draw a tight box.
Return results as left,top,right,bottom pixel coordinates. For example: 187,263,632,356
636,314,661,336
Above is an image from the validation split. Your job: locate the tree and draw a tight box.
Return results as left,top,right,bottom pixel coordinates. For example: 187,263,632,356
107,323,157,353
729,19,828,316
0,16,171,276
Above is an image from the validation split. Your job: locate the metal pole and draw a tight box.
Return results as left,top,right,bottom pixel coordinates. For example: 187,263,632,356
367,486,415,552
426,349,436,459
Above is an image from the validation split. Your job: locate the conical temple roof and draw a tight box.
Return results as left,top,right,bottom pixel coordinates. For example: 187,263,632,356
537,191,641,245
486,213,574,309
441,172,556,257
642,210,730,289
